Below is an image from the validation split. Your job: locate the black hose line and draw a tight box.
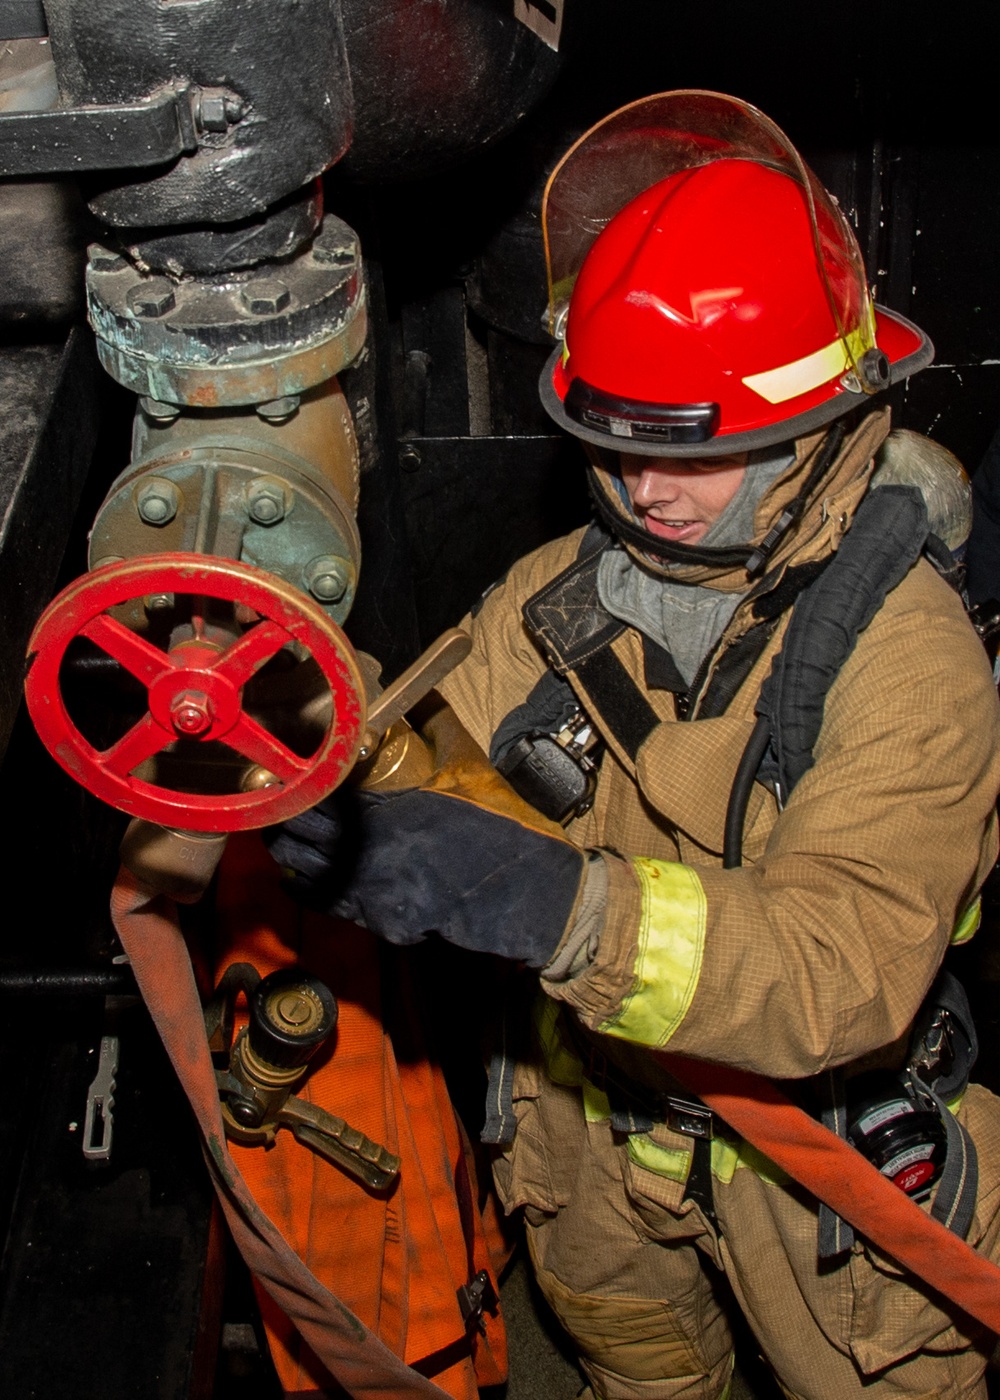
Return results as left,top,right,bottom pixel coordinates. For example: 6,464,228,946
723,714,772,869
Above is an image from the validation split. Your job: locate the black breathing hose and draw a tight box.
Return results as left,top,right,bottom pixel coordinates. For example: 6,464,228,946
723,714,772,869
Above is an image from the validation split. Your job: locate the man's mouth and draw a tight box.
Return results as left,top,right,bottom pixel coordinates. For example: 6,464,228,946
641,515,703,541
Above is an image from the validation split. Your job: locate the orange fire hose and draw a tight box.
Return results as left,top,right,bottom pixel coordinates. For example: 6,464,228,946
661,1053,1000,1336
110,868,454,1400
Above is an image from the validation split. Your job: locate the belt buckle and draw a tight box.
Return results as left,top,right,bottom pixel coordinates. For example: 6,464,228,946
666,1095,713,1139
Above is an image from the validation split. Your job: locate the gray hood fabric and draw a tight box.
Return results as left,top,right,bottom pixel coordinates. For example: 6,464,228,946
597,446,795,686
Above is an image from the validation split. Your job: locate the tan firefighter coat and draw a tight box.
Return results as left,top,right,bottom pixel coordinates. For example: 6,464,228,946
439,410,1000,1085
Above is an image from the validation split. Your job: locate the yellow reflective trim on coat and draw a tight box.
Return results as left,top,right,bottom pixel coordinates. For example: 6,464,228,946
710,1135,741,1185
582,1080,611,1123
951,897,981,945
535,996,610,1118
627,1132,693,1183
600,858,707,1047
535,995,584,1087
710,1132,789,1186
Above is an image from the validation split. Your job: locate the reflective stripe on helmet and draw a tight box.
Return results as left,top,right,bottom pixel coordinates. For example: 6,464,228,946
599,857,706,1047
743,322,874,405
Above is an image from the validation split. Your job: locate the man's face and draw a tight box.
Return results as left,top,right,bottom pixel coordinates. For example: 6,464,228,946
619,452,749,545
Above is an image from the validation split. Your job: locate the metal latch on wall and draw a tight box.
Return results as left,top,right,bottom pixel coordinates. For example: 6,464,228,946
82,1035,119,1164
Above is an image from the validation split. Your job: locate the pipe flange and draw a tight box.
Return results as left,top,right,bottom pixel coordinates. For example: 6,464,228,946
88,445,361,628
86,214,367,407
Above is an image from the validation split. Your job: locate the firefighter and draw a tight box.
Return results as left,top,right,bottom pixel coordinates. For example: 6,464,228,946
269,93,1000,1397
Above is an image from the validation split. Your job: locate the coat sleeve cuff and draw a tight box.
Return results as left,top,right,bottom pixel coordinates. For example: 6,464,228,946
545,855,707,1047
538,853,657,1031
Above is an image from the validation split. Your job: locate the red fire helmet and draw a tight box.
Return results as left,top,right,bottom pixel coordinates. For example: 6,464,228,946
540,91,933,456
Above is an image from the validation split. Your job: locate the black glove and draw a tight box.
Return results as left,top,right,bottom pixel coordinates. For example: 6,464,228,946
265,709,588,968
264,795,348,899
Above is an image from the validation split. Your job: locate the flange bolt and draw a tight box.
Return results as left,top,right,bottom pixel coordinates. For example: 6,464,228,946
127,278,176,318
170,691,215,737
312,231,357,267
304,556,352,604
144,593,175,614
241,280,291,315
136,478,180,526
246,478,289,526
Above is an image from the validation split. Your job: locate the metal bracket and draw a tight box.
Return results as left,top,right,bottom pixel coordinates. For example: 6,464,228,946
82,1035,119,1164
666,1095,714,1140
0,81,233,177
456,1269,498,1333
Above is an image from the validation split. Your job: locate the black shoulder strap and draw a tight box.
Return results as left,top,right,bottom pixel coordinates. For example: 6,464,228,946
522,524,625,674
694,560,832,720
572,648,660,761
756,484,929,801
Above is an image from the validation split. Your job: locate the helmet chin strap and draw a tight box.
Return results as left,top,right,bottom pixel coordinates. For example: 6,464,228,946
587,419,849,576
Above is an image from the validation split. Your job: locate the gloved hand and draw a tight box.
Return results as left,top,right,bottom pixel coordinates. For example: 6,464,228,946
265,704,589,968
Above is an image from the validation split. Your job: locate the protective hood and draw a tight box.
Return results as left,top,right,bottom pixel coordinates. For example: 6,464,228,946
587,409,893,591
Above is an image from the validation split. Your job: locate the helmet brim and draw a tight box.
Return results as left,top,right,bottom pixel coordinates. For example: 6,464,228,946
540,306,933,458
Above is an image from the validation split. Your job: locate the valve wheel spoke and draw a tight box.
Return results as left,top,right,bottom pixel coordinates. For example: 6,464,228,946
225,713,310,784
81,614,176,686
101,712,172,778
211,620,293,687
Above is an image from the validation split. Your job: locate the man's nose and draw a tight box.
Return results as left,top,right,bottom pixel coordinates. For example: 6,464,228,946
632,469,680,507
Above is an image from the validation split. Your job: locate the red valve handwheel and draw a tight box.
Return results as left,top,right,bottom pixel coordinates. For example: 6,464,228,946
25,554,367,832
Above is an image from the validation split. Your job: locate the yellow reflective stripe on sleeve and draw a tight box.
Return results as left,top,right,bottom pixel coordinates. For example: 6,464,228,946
599,858,706,1047
951,897,981,945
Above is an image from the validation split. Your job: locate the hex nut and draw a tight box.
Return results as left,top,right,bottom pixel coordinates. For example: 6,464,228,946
312,232,357,267
171,690,214,736
136,477,181,526
197,93,229,132
246,478,289,527
241,280,292,316
304,555,352,604
127,278,176,319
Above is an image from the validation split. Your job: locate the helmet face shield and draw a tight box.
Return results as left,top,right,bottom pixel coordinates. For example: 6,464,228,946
541,91,932,455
